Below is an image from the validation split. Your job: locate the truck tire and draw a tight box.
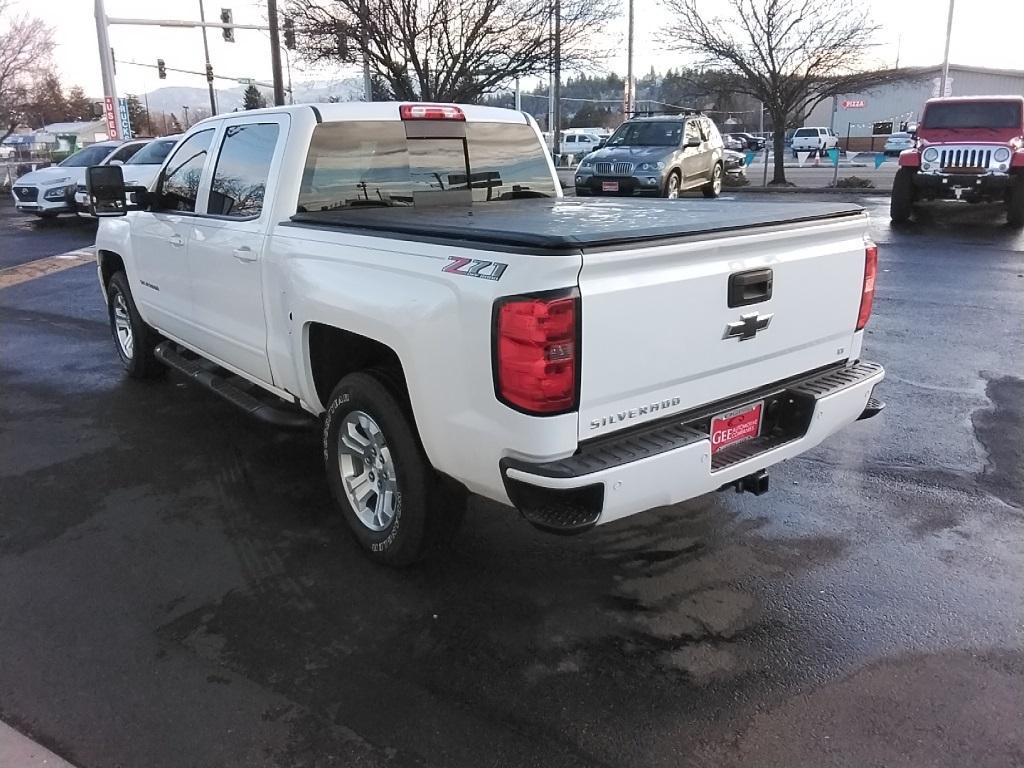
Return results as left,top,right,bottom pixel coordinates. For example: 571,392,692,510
890,167,917,223
323,370,465,566
702,162,723,198
106,271,163,379
1007,174,1024,227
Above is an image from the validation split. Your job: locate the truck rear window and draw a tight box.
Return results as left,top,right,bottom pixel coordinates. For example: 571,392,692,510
922,101,1022,129
297,121,556,213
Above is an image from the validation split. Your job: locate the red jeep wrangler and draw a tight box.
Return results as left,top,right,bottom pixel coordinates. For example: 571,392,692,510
891,95,1024,226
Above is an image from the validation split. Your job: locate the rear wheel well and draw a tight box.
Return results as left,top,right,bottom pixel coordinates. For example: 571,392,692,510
98,250,125,288
308,323,407,409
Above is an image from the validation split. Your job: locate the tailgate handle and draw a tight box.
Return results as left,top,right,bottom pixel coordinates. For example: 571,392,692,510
728,268,773,307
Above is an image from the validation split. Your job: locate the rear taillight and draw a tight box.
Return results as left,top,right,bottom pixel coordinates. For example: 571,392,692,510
399,103,466,121
857,241,878,330
494,292,579,415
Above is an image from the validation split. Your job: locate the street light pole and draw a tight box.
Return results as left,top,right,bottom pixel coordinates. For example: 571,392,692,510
267,0,286,105
552,0,561,146
94,0,120,139
182,105,190,127
197,0,218,115
360,0,373,101
625,0,634,117
939,0,955,97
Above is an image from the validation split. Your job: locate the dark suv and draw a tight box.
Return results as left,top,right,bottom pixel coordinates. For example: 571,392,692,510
574,114,725,198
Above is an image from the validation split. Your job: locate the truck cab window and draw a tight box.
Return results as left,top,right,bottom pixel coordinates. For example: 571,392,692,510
158,129,215,213
207,123,280,218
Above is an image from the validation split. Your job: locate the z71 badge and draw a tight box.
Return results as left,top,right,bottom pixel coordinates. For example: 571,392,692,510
442,256,507,281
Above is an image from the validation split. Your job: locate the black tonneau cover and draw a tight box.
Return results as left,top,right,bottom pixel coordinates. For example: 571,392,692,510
289,197,862,252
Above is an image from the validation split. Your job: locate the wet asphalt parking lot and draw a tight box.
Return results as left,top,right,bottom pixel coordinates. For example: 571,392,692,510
0,194,1022,768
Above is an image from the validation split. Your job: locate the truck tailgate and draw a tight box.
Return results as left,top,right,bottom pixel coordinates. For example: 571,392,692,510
578,214,869,440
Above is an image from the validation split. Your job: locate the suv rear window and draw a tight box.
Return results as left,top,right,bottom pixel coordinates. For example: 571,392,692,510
922,101,1022,129
297,121,555,213
794,128,819,137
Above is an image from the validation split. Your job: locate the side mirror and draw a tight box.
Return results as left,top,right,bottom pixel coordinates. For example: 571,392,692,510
597,139,606,149
685,136,701,148
86,164,128,217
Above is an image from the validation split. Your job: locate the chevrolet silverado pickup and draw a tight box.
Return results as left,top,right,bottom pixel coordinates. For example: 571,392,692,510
87,102,885,565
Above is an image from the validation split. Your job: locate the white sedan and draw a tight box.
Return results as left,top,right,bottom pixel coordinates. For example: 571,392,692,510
884,132,915,156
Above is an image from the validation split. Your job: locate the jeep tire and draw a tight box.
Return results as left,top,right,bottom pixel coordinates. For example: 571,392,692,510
323,370,465,566
890,167,917,224
1007,173,1024,227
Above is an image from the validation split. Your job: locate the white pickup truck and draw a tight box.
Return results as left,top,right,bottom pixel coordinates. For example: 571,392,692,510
87,102,885,565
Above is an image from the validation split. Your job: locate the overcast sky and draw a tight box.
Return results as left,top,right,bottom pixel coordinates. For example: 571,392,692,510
10,0,1022,98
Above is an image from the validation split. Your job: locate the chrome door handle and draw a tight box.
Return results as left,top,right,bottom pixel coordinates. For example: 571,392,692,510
168,234,185,248
232,246,257,263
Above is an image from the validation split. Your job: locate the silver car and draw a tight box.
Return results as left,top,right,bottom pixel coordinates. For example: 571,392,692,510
574,114,725,198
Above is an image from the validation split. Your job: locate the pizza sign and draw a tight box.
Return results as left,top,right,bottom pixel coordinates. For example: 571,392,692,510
842,99,866,109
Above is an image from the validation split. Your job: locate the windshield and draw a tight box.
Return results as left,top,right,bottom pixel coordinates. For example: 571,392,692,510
888,133,911,140
922,101,1022,129
297,120,556,213
59,144,113,167
126,139,178,165
607,121,683,147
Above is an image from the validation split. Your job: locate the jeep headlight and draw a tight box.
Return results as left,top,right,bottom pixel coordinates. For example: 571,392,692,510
993,147,1011,162
922,147,939,162
637,161,666,171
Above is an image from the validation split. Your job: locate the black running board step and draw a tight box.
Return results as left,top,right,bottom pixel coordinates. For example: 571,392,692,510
857,396,885,421
154,342,314,429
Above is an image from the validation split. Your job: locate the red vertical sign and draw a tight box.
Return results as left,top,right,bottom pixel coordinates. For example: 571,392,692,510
103,96,119,140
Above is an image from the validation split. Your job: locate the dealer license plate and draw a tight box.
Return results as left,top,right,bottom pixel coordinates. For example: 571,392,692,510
710,401,763,455
601,181,619,192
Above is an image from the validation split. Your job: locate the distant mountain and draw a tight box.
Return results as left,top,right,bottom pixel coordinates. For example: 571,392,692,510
141,77,366,115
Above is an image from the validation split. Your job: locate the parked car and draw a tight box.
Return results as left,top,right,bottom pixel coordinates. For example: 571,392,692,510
891,95,1024,226
575,113,725,198
76,135,182,216
11,139,147,218
731,132,766,151
559,130,603,157
722,133,746,152
723,148,746,175
87,101,884,564
791,127,838,157
883,131,915,157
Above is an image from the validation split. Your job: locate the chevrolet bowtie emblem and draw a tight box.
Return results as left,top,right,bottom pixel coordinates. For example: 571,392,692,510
724,312,773,341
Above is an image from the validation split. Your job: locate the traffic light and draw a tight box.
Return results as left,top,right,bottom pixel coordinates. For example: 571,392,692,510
206,63,214,83
157,58,166,79
283,16,295,50
220,8,234,42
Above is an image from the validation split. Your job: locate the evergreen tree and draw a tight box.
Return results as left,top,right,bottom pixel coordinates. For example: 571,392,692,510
65,86,95,121
125,94,149,136
242,84,267,110
27,71,67,126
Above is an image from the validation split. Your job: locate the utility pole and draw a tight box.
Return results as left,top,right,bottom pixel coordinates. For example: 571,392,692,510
267,0,286,105
197,0,218,114
359,0,373,101
94,0,120,139
514,78,521,111
183,105,190,127
625,0,634,117
552,0,561,150
939,0,955,97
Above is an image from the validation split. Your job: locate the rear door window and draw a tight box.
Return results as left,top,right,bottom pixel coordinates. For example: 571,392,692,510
207,122,280,218
296,120,556,213
158,129,215,213
685,120,702,145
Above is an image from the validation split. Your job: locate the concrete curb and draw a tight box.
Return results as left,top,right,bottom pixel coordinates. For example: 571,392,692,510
728,185,892,196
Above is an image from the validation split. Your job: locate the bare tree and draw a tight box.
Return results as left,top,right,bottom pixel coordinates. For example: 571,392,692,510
661,0,903,184
0,0,55,143
289,0,615,103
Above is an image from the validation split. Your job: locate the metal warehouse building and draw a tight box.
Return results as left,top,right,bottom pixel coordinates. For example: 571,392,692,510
805,64,1024,152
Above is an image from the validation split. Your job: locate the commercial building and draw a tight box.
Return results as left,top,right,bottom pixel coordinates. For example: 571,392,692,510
805,64,1024,152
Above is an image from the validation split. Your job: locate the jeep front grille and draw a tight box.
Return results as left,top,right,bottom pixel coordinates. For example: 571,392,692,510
939,147,992,171
596,162,634,175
